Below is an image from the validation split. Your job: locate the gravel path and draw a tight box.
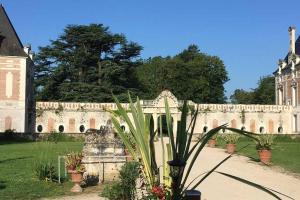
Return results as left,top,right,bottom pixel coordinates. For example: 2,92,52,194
44,147,300,200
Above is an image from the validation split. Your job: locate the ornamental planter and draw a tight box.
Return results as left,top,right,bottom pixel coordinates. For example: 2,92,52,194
208,139,216,148
68,170,83,192
226,144,236,154
258,149,272,164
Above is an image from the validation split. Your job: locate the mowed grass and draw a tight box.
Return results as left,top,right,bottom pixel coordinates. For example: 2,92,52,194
216,135,300,173
0,141,83,200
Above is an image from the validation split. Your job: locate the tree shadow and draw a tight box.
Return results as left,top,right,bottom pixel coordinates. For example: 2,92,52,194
0,156,33,164
0,181,6,190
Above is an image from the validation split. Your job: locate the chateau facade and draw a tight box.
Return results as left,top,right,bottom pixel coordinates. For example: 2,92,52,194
0,5,35,133
0,5,298,135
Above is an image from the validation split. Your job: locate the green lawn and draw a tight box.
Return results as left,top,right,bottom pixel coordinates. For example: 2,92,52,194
0,141,83,200
216,135,300,173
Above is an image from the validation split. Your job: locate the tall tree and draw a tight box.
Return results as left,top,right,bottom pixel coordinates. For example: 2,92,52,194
34,24,142,102
137,45,229,103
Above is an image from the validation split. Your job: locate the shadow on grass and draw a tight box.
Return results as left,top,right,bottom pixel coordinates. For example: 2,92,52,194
0,140,32,145
0,181,6,190
0,156,33,164
248,156,260,162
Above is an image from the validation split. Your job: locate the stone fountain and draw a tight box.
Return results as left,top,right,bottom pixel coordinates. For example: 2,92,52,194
82,120,125,182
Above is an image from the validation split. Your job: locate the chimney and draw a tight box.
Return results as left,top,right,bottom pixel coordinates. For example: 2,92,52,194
288,26,296,54
23,44,31,55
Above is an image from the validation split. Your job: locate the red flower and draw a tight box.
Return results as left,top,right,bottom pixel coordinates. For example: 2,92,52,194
152,185,166,200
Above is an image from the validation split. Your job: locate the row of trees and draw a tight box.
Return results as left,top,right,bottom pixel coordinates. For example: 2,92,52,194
34,23,274,104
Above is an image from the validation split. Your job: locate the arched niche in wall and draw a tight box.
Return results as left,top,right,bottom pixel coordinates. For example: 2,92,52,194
58,125,64,133
4,116,12,131
259,126,265,134
230,119,237,128
79,125,85,133
268,119,274,134
37,125,43,133
278,126,283,134
203,126,208,133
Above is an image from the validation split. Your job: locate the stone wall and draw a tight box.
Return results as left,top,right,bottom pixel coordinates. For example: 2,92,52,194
35,96,293,135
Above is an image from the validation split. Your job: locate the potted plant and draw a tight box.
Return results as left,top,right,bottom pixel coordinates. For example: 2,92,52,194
65,152,85,192
223,134,240,154
256,134,274,165
208,134,218,148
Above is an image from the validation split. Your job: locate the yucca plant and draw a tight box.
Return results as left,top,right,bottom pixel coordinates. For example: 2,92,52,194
111,94,159,188
112,94,293,200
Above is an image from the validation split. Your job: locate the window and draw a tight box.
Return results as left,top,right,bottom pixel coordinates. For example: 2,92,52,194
37,125,43,133
259,126,265,133
58,125,64,133
203,126,208,133
278,126,283,134
79,125,85,133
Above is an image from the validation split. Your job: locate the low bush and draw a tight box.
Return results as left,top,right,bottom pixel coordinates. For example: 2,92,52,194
43,132,84,143
34,161,58,182
101,162,140,200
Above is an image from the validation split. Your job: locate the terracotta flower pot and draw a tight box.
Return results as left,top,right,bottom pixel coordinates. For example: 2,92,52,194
208,139,216,148
258,149,272,164
68,170,83,192
226,143,236,154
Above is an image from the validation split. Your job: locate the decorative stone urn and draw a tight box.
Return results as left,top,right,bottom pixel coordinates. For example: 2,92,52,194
82,120,125,181
69,170,83,192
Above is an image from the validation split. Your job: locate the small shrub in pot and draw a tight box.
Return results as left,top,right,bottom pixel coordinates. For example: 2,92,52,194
223,134,240,154
256,134,274,165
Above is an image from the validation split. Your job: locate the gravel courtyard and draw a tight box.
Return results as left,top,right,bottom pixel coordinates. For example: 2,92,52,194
45,146,300,200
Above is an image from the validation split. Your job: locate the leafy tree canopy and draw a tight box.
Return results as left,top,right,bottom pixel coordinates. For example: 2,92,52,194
35,25,229,103
137,45,229,103
35,24,142,102
230,76,275,104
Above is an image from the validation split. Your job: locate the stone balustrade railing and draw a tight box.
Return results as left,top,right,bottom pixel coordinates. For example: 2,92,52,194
36,101,292,113
195,104,292,112
36,102,130,111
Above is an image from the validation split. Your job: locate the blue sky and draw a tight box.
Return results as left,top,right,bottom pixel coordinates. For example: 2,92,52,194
2,0,300,98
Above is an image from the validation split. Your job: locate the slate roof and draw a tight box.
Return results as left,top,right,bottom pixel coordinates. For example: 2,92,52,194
0,4,27,57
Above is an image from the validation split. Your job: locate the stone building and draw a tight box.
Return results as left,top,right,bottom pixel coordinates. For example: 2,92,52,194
0,5,35,133
274,26,300,132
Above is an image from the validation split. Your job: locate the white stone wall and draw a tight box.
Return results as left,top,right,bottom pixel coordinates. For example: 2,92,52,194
35,99,294,134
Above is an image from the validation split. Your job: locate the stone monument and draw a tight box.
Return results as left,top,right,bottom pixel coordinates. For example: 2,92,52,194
82,120,125,182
